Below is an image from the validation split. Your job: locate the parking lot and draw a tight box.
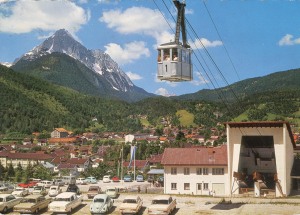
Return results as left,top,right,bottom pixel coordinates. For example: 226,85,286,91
6,180,300,215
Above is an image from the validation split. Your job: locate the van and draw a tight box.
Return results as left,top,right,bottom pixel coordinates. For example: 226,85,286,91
37,180,53,188
62,176,76,185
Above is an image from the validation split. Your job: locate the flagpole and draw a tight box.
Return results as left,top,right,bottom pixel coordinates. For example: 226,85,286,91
134,145,136,181
121,143,124,185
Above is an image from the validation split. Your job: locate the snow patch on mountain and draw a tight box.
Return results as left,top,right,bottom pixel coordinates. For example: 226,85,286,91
15,29,137,93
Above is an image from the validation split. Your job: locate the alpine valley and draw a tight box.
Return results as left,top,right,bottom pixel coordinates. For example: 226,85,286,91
2,29,300,134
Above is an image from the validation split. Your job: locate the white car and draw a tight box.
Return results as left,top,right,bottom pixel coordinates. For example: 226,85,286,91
0,194,23,213
12,187,29,197
148,195,177,215
105,187,118,198
119,195,143,215
90,194,114,214
48,192,83,213
103,175,111,183
76,178,86,185
37,180,53,188
48,186,62,197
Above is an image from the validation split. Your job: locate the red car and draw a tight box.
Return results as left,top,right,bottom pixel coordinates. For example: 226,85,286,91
112,176,120,182
18,181,37,188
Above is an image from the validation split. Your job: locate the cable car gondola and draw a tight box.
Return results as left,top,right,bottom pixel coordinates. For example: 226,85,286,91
157,0,192,82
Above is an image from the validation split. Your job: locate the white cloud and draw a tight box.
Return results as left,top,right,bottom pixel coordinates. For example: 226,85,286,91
190,38,223,50
126,71,142,80
278,34,300,46
0,0,89,34
155,88,172,97
104,41,150,65
191,71,209,86
99,6,173,45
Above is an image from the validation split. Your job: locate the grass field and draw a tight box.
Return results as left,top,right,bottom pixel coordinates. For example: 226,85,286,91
176,110,197,127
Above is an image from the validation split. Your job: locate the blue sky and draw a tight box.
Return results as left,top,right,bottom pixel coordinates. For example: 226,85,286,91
1,0,300,96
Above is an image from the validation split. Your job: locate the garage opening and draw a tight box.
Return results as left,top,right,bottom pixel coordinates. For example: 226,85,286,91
236,136,277,196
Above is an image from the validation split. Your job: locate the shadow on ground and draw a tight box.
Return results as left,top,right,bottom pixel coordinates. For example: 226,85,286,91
211,202,245,210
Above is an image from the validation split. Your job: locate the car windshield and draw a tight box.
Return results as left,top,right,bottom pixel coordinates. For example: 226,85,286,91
34,186,42,190
152,200,169,204
22,198,36,203
94,198,104,203
123,199,137,203
55,198,70,201
107,189,115,192
16,188,23,191
50,187,57,190
89,187,98,191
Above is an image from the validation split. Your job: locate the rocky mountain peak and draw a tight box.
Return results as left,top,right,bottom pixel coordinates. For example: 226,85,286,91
14,29,138,93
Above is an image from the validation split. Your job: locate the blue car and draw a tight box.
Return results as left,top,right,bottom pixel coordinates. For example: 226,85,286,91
136,175,144,182
123,175,132,182
84,176,97,184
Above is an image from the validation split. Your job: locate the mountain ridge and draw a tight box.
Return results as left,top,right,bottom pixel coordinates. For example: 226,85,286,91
12,29,154,102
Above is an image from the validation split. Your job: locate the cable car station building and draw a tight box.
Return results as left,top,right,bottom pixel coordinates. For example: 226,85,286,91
162,121,299,197
226,121,296,197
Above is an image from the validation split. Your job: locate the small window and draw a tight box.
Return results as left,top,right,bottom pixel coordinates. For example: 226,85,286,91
171,167,177,175
171,183,177,190
184,183,190,190
197,183,202,190
172,48,178,61
196,168,202,175
163,49,170,61
157,50,162,62
212,168,224,175
184,167,190,175
203,183,209,190
203,168,209,175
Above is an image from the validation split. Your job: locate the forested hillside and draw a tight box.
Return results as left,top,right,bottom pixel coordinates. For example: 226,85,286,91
2,63,300,135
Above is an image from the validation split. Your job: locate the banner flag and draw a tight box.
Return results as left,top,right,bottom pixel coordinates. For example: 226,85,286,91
128,145,136,168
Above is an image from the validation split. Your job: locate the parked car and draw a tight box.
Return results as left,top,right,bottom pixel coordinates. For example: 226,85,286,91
147,195,176,215
123,175,132,182
87,186,102,199
103,175,111,183
18,181,37,188
136,175,144,182
0,194,23,213
52,179,65,186
84,176,97,184
37,180,53,188
13,194,51,214
76,177,87,185
48,192,83,214
66,184,80,195
119,195,143,215
48,185,62,197
0,186,13,194
105,187,118,198
90,194,113,214
61,175,76,185
31,186,48,196
112,176,120,182
12,187,29,197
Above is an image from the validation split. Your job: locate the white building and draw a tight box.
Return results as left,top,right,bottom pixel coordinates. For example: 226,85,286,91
161,121,298,198
226,121,296,197
161,145,228,196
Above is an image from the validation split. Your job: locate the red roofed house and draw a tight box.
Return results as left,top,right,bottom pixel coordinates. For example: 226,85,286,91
0,151,54,168
161,145,228,196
